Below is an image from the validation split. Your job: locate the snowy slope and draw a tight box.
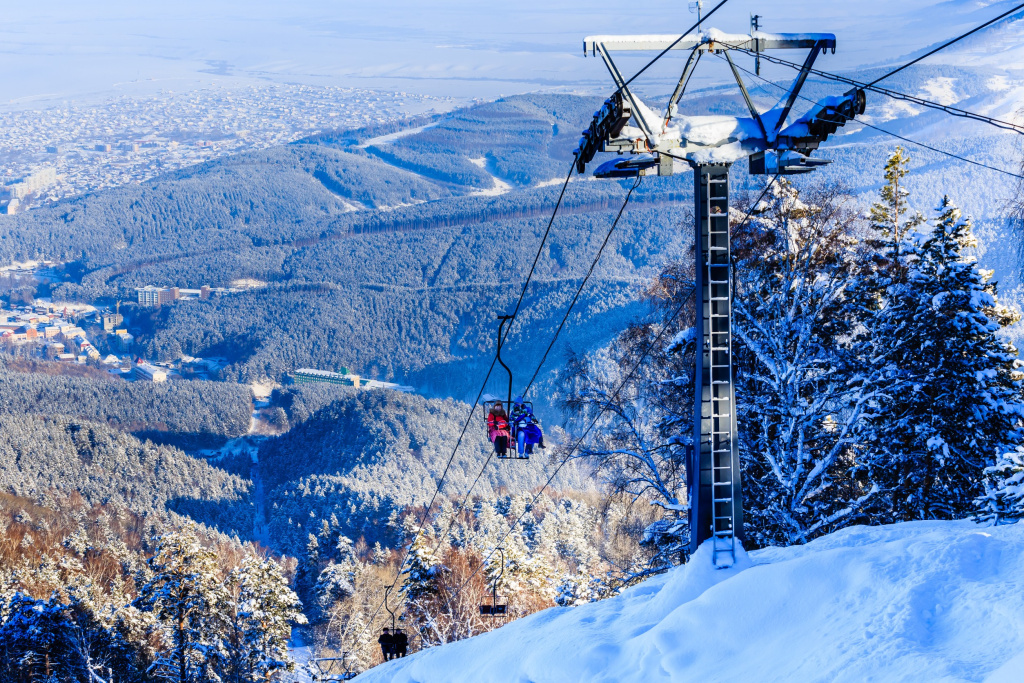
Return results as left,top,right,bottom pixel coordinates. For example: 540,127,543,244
356,521,1024,682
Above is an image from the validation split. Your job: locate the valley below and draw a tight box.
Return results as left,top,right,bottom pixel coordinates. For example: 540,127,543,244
3,6,1024,679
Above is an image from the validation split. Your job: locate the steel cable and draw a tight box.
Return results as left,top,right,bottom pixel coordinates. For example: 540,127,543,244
447,172,783,604
346,155,579,652
522,174,643,398
715,53,1024,181
719,42,1024,136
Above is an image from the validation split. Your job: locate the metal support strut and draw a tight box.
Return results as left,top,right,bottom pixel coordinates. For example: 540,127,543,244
690,163,742,568
577,25,864,566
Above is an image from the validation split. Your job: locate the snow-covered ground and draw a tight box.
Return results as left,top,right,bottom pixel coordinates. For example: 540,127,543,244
356,520,1024,682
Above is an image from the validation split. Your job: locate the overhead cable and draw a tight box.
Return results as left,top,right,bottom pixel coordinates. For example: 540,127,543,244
351,155,578,649
423,172,644,606
717,54,1024,181
449,172,784,602
617,0,731,91
723,43,1024,136
523,174,643,398
864,2,1024,87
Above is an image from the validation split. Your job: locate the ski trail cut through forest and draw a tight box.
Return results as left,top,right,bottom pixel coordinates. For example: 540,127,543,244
248,405,270,545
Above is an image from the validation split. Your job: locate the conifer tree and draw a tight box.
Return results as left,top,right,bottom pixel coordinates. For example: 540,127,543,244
219,553,306,683
400,531,439,604
975,446,1024,525
849,147,926,332
372,542,389,566
867,146,925,265
296,533,321,601
861,197,1024,520
136,523,228,683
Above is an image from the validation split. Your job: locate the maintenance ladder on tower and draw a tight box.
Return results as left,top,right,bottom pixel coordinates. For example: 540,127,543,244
694,164,741,568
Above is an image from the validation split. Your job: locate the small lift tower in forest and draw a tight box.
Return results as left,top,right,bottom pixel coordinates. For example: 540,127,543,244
576,27,866,566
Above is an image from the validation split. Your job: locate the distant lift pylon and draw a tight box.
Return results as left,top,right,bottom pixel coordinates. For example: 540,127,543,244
576,26,867,567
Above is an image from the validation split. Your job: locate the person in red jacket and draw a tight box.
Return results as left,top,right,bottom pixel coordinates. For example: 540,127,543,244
487,402,510,457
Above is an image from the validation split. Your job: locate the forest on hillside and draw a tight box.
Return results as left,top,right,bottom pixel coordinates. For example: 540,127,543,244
0,361,252,448
0,496,301,683
0,413,253,535
258,389,594,556
2,76,1024,678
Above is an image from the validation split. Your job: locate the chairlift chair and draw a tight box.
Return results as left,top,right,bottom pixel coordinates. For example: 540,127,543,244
479,547,510,618
508,399,538,459
380,585,409,660
487,316,531,460
311,655,359,682
479,597,509,617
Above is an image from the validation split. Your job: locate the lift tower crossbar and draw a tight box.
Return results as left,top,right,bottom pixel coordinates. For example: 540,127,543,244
576,26,866,567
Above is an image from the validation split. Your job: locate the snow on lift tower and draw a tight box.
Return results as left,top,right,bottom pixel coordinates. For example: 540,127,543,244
576,28,866,568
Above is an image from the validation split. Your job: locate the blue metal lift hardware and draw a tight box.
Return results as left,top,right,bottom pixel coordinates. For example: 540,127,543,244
576,26,866,567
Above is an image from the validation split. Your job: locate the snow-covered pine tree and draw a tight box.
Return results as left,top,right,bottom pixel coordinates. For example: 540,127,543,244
0,593,80,681
315,563,356,615
295,532,321,604
975,446,1024,525
136,523,229,683
861,196,1024,520
219,552,306,683
109,600,162,681
372,542,389,565
399,529,441,643
312,534,360,617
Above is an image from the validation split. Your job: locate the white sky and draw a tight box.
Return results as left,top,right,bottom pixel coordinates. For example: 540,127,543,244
0,0,1020,109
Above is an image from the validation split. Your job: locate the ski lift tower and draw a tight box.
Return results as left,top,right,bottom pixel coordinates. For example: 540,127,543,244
575,27,866,566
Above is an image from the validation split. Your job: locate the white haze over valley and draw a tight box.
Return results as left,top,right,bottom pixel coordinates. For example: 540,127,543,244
3,0,1024,106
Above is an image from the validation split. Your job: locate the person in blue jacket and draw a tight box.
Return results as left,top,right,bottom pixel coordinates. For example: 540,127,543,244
510,396,545,454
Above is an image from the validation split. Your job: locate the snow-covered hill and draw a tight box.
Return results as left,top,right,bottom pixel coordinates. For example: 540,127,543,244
357,521,1024,682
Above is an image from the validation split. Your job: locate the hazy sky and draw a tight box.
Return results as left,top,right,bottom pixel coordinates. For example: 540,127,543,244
0,0,1018,108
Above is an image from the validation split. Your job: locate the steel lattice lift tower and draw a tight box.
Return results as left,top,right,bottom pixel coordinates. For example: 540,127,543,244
575,27,866,567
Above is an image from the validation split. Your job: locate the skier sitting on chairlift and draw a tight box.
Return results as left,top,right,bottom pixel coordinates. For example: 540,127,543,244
510,396,544,454
487,402,511,457
378,628,395,661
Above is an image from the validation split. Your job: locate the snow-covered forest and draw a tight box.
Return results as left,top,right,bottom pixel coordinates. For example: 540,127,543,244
4,140,1024,679
0,496,303,683
276,149,1024,675
3,2,1024,675
0,360,253,448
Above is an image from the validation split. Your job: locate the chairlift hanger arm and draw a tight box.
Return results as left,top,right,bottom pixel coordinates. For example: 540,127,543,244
495,315,514,409
384,584,397,631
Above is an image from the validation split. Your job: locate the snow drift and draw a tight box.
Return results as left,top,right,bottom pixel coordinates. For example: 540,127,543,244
357,521,1024,682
